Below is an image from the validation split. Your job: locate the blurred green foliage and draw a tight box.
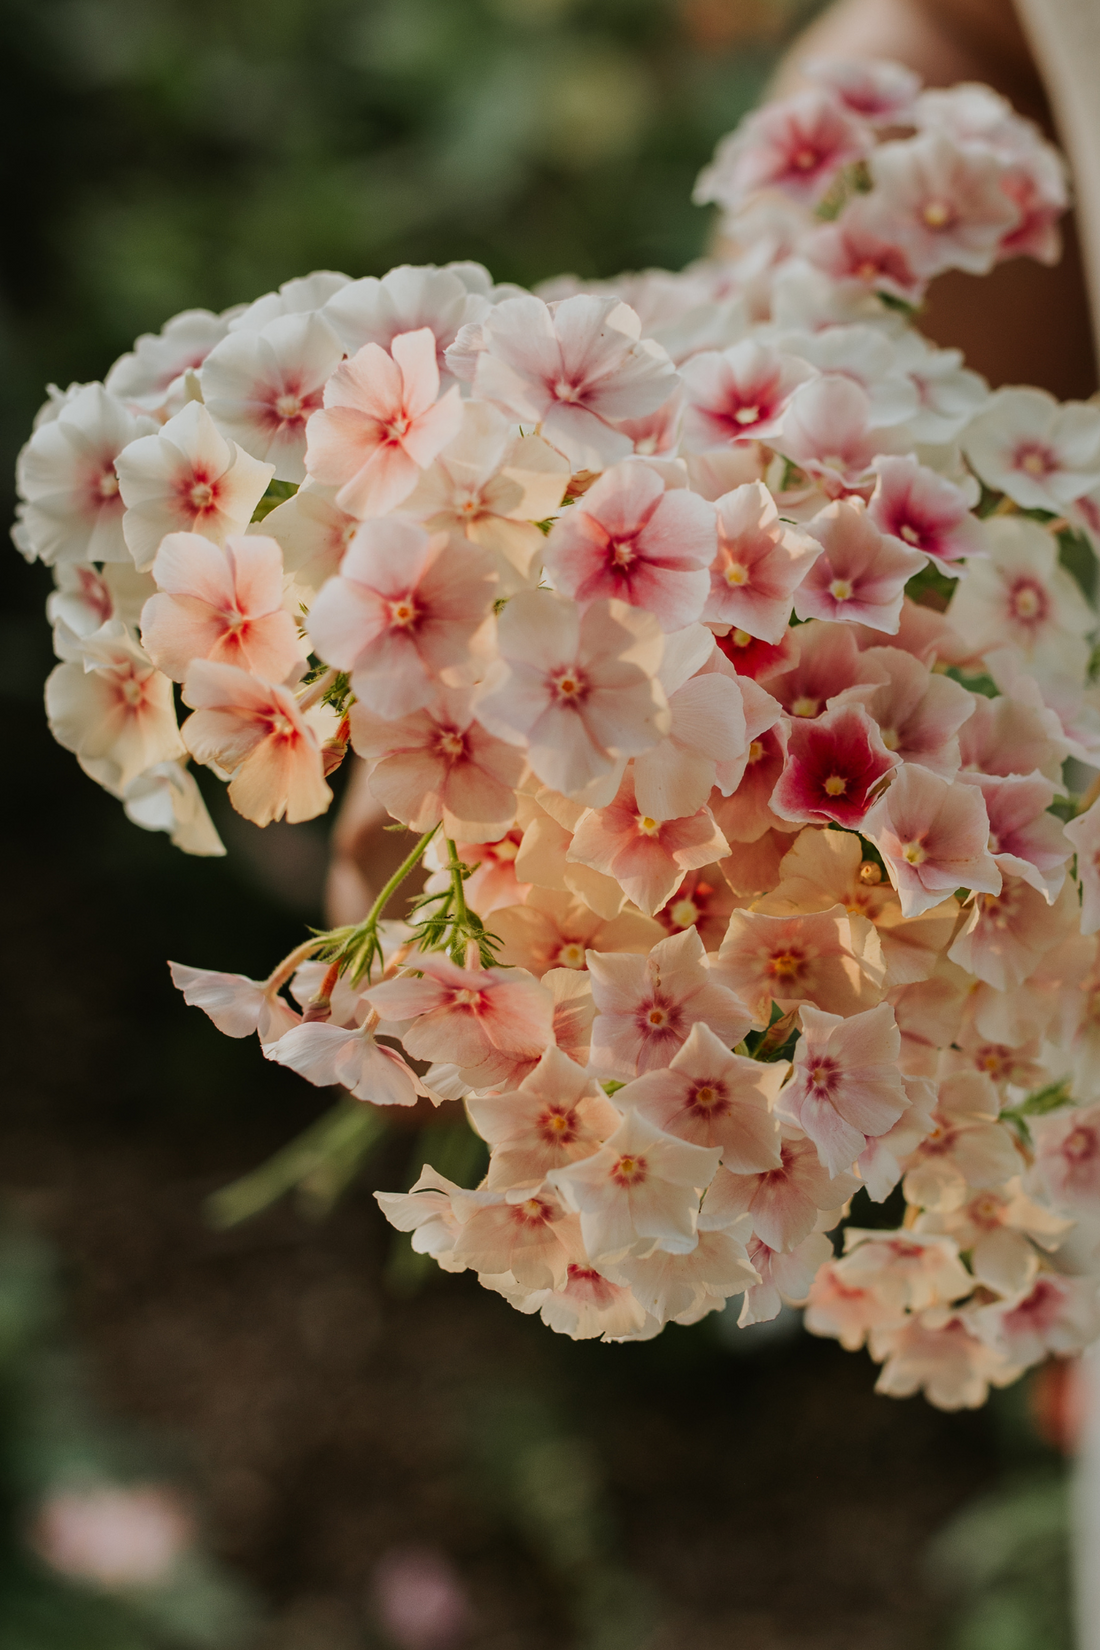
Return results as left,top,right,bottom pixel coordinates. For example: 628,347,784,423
0,0,812,442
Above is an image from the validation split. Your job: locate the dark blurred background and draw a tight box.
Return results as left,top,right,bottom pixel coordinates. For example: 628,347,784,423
0,2,1074,1646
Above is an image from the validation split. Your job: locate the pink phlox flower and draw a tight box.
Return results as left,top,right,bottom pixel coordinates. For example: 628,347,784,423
737,1231,834,1326
771,324,920,429
804,1259,907,1351
349,688,523,842
304,328,463,518
121,759,225,856
1066,799,1100,935
803,199,926,305
963,388,1100,511
467,1044,622,1189
140,531,304,684
654,866,738,952
631,626,749,818
1030,1102,1100,1216
586,926,751,1079
257,482,359,608
180,658,332,825
863,761,1001,918
865,128,1020,278
755,823,958,987
970,1273,1100,1368
47,560,152,643
795,497,925,631
770,701,898,829
767,618,888,720
307,518,497,722
375,1165,470,1272
547,1106,721,1265
475,590,668,804
714,619,800,684
265,1019,423,1107
45,619,183,793
567,768,730,917
602,1211,759,1323
960,769,1069,903
542,460,714,631
693,89,869,211
534,266,749,368
870,1312,1023,1410
867,454,983,575
715,902,886,1024
449,1184,581,1290
996,143,1068,264
851,595,962,668
678,339,815,452
529,1262,650,1342
703,480,820,641
857,1072,938,1200
290,958,372,1029
114,401,274,572
957,686,1066,782
14,384,155,566
948,875,1077,991
199,312,345,484
889,969,969,1078
453,293,677,473
839,1227,972,1311
168,960,299,1046
917,1180,1070,1296
858,645,974,778
803,56,921,124
772,375,886,498
398,400,570,592
615,1021,784,1171
776,1000,908,1175
545,966,598,1072
105,307,230,417
364,953,554,1089
491,886,662,977
701,1128,857,1250
891,332,990,444
227,271,351,332
902,1070,1022,1211
707,721,792,845
322,263,492,385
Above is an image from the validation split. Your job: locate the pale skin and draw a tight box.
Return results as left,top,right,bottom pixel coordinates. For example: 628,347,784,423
327,0,1097,921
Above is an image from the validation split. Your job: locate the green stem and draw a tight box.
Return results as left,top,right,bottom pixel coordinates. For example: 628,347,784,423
341,822,439,980
205,1095,386,1229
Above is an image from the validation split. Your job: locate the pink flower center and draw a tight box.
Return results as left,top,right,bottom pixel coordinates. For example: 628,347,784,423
766,947,806,985
1009,578,1047,623
610,1153,647,1187
537,1106,578,1146
806,1056,839,1095
550,668,586,703
1064,1125,1099,1163
922,199,953,229
686,1079,729,1116
1014,442,1056,479
791,146,820,172
669,897,700,928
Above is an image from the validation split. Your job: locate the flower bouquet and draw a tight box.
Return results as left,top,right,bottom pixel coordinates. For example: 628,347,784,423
19,56,1100,1411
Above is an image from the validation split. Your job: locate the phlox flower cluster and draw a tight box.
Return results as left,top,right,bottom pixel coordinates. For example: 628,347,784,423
17,64,1100,1410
